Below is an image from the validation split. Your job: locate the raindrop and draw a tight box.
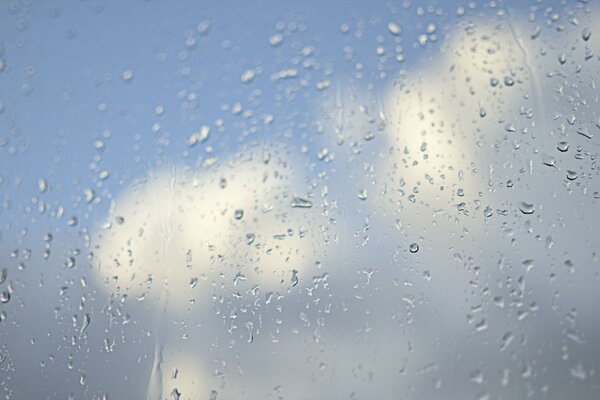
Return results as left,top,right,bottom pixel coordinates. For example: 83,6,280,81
170,388,181,400
558,53,566,65
291,269,299,287
357,189,368,200
566,170,578,181
187,126,210,147
197,20,211,35
269,33,283,46
0,291,10,304
241,69,255,84
483,206,493,218
387,22,401,36
582,28,591,41
234,209,244,220
557,141,569,152
519,202,535,215
122,69,134,82
409,243,419,253
38,178,48,193
291,197,312,208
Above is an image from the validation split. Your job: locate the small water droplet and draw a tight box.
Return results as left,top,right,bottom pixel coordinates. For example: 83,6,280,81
291,269,299,287
519,201,535,215
0,291,10,304
269,33,283,46
582,28,591,41
189,277,198,288
483,206,493,218
187,126,210,147
241,69,255,84
197,20,211,35
387,22,401,36
122,69,133,82
357,189,367,200
234,209,244,220
38,178,48,193
558,53,567,65
409,243,419,253
291,197,312,208
557,141,569,152
566,170,578,180
170,388,181,400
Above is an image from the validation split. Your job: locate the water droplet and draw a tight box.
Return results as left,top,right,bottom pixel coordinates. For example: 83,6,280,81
234,209,244,220
409,243,419,253
79,313,90,338
483,206,493,218
291,197,312,208
519,201,535,215
387,22,401,36
291,269,299,287
503,76,514,86
557,141,569,152
0,58,5,73
122,69,133,82
558,53,567,65
0,291,10,304
196,20,211,35
241,69,255,84
269,33,283,46
566,170,578,180
357,189,367,200
187,126,210,147
37,178,48,194
170,388,181,400
582,28,591,41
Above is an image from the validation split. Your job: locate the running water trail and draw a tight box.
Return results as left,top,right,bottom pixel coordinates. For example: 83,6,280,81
146,167,176,400
505,8,549,139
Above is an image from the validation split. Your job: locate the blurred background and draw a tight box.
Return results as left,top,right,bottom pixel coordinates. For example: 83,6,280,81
1,0,599,399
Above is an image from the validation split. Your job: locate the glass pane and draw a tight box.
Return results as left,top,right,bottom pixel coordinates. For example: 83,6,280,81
1,1,599,399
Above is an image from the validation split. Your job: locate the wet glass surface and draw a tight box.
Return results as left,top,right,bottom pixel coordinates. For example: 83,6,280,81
1,1,600,399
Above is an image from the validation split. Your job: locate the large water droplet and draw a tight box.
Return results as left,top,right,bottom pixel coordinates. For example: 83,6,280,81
519,202,535,215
